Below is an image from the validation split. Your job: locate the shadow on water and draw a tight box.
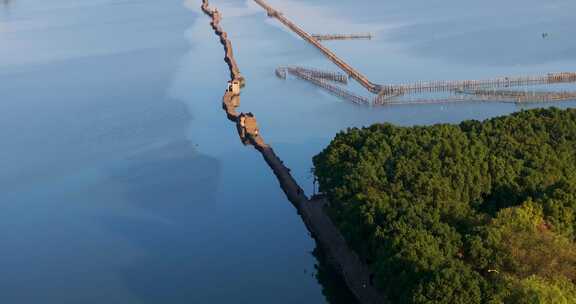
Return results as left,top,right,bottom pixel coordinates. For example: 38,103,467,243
97,140,222,303
97,138,358,303
313,246,359,304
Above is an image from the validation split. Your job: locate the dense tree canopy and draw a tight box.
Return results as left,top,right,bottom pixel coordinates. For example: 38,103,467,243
313,108,576,303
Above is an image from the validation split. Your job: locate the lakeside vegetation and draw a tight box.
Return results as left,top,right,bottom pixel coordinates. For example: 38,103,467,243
313,108,576,303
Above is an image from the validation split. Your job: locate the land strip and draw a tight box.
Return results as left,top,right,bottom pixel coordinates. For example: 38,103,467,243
375,72,576,101
200,1,386,303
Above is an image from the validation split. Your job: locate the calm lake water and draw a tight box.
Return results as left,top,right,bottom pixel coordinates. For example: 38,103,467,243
0,0,575,303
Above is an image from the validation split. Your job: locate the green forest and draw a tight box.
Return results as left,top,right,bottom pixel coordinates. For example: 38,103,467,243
313,108,576,303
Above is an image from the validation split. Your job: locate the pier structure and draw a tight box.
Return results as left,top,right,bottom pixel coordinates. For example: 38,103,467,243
312,33,373,41
254,0,576,105
201,1,385,303
253,0,381,94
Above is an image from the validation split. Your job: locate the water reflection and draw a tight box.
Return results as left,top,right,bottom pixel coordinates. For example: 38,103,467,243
313,247,359,304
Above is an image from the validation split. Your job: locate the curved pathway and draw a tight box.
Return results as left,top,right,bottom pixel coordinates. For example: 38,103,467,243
200,1,386,303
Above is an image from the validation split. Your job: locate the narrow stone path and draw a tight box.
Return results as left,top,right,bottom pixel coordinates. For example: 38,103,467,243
200,1,386,303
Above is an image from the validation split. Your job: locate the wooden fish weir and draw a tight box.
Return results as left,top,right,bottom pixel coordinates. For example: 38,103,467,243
276,66,348,84
375,90,576,106
311,33,373,41
253,0,381,94
377,95,480,105
255,0,576,106
378,72,576,97
291,66,348,84
461,89,576,103
289,68,369,105
375,94,531,105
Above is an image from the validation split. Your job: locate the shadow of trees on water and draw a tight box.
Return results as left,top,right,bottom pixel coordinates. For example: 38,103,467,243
313,246,359,304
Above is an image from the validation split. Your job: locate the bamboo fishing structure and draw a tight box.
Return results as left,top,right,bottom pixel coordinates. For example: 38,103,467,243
253,0,381,94
375,90,576,105
254,0,576,106
276,66,348,84
278,67,576,106
460,89,576,103
289,68,369,105
376,72,576,98
276,66,369,105
311,33,373,41
374,72,576,105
